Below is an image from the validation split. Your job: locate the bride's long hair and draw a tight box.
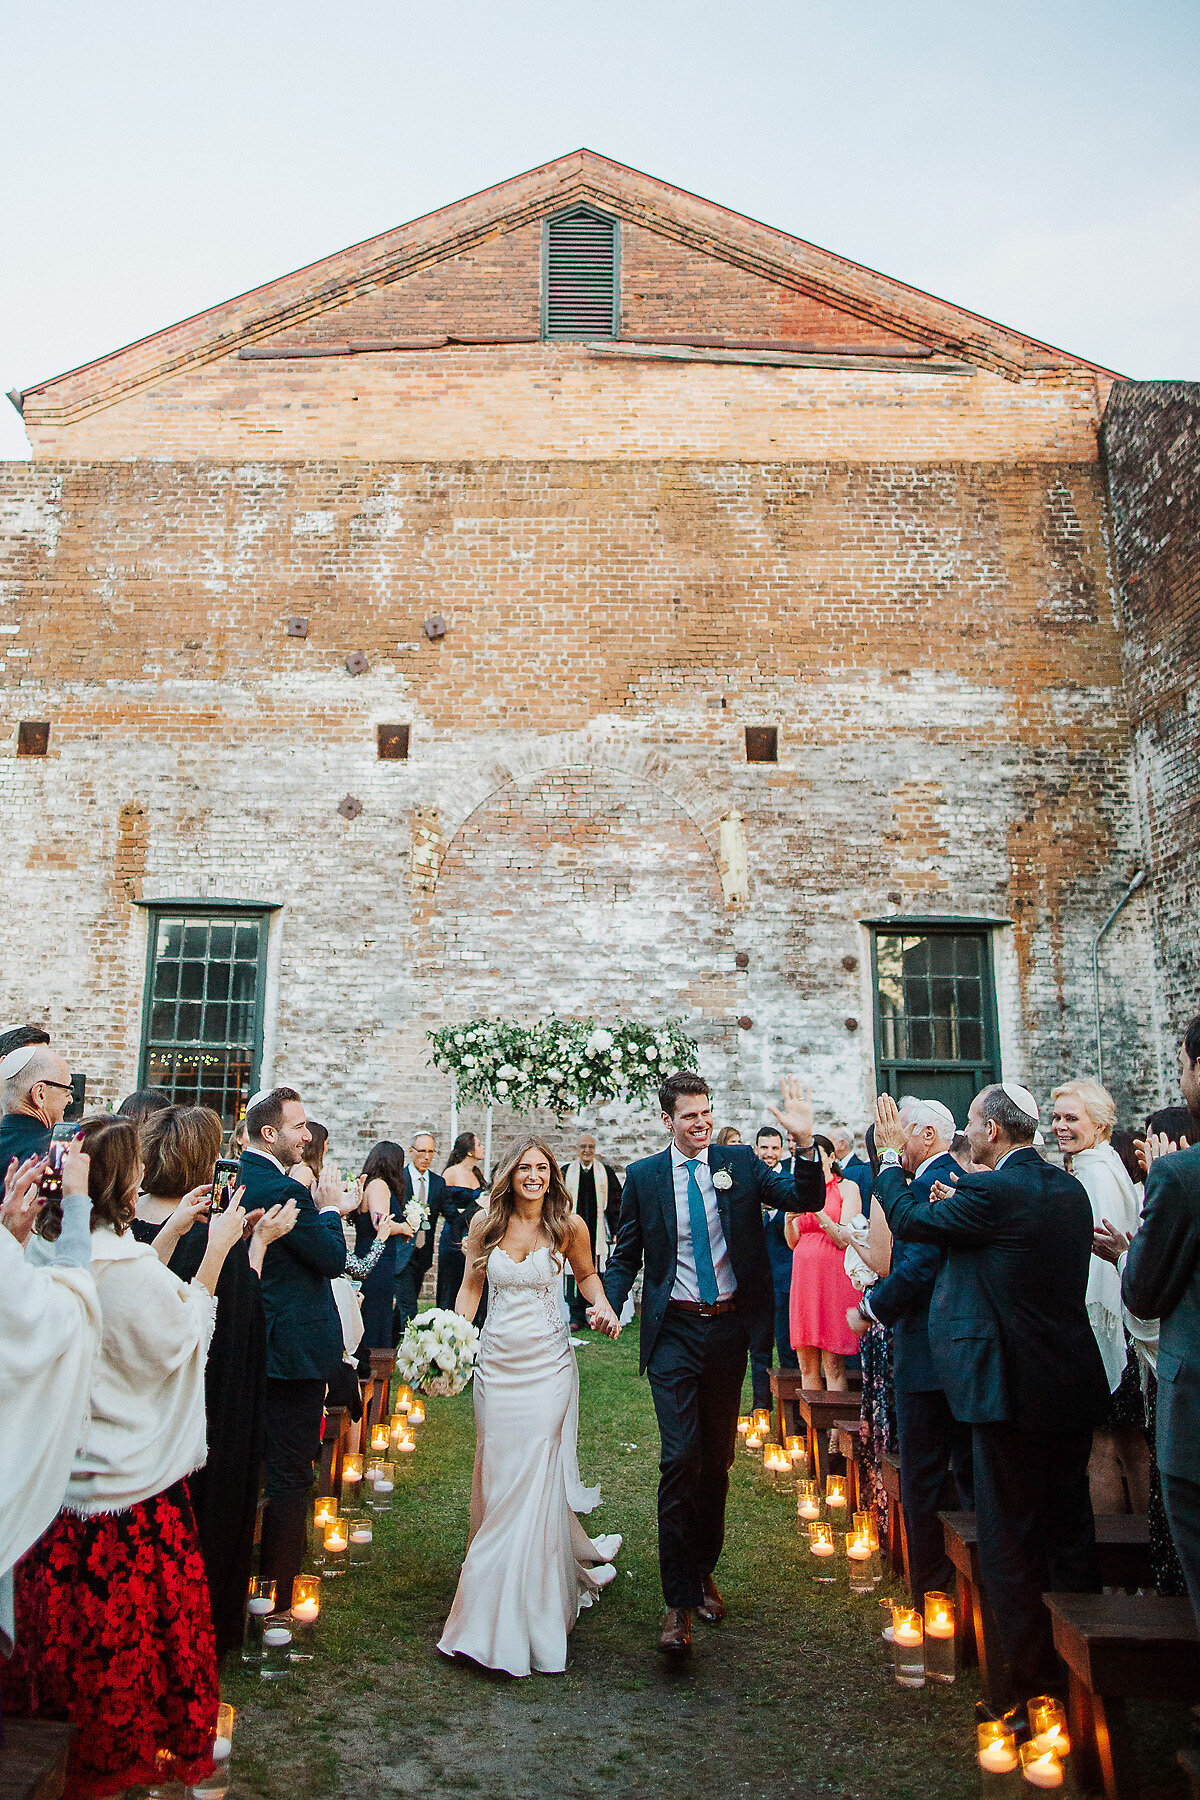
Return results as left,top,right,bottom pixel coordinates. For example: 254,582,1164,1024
473,1136,574,1273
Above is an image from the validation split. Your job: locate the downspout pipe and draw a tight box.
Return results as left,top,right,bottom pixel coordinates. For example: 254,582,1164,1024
1092,870,1147,1088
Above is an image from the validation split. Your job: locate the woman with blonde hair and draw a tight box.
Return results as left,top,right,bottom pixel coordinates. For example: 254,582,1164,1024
1052,1076,1149,1513
438,1136,622,1677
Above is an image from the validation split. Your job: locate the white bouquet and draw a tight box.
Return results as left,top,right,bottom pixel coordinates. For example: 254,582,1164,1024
396,1307,480,1397
404,1196,430,1233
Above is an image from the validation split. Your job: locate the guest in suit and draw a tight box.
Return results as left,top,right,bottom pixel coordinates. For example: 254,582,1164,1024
0,1043,74,1171
1108,1018,1200,1628
833,1127,873,1213
848,1097,973,1605
401,1130,445,1338
561,1133,623,1327
874,1083,1109,1707
238,1085,352,1615
603,1071,823,1655
749,1126,799,1409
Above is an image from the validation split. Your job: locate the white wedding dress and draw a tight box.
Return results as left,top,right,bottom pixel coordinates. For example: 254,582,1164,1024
437,1245,620,1676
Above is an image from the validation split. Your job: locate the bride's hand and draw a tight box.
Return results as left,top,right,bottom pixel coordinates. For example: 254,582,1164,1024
586,1299,621,1339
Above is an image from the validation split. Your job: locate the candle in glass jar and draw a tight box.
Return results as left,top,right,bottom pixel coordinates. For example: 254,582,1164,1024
808,1522,835,1556
370,1424,389,1453
1027,1698,1070,1757
744,1429,763,1451
324,1523,348,1553
825,1474,848,1510
341,1454,363,1488
894,1617,922,1646
395,1430,415,1453
313,1496,337,1530
737,1414,751,1436
796,1479,821,1520
1018,1743,1063,1789
407,1400,426,1426
785,1435,804,1465
212,1701,235,1761
977,1722,1019,1774
846,1532,872,1561
763,1443,791,1475
395,1386,413,1413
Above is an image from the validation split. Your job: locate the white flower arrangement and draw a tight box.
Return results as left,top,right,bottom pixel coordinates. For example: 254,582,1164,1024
426,1016,700,1114
404,1196,430,1233
396,1307,480,1397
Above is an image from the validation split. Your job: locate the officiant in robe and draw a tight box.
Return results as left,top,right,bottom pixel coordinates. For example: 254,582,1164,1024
562,1134,623,1327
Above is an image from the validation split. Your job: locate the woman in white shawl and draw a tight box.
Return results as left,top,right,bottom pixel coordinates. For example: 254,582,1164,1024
0,1145,100,1663
1052,1078,1150,1513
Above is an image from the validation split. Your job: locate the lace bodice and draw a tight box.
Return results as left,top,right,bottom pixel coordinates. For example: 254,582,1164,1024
483,1244,566,1339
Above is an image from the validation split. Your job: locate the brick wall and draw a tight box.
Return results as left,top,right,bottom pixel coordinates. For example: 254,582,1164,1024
0,454,1158,1161
1102,381,1200,1082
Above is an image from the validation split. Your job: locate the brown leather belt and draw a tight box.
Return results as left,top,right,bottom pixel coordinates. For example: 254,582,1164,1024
667,1297,738,1319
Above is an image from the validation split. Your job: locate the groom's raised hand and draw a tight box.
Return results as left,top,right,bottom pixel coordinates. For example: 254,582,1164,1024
767,1075,814,1149
586,1300,621,1339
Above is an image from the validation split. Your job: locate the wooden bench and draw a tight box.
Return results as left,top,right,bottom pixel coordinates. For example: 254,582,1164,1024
791,1388,863,1484
881,1450,909,1586
0,1720,75,1800
941,1512,1155,1710
831,1422,861,1513
316,1403,352,1499
368,1348,396,1429
1046,1591,1200,1799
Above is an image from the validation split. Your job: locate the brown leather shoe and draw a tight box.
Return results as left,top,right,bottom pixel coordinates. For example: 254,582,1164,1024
658,1607,692,1654
697,1576,726,1623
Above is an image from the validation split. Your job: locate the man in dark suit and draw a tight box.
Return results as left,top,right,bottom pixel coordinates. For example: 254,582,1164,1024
562,1134,624,1327
1116,1018,1200,1627
239,1085,351,1614
874,1082,1109,1707
848,1096,972,1605
398,1129,445,1341
748,1125,799,1408
833,1127,874,1213
602,1071,823,1655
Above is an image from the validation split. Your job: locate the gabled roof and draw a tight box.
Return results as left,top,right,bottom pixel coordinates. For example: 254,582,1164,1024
14,149,1120,421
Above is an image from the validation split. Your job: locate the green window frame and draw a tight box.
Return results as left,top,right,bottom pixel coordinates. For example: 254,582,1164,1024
870,922,1001,1124
138,902,273,1127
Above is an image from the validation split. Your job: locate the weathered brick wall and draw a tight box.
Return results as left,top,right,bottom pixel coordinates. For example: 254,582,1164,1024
0,455,1158,1163
1102,381,1200,1075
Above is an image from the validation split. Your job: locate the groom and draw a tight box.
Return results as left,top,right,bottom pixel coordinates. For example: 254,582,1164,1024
600,1070,822,1653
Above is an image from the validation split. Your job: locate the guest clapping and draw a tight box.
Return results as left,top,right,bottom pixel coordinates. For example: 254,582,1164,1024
132,1103,297,1660
785,1134,862,1390
2,1115,248,1798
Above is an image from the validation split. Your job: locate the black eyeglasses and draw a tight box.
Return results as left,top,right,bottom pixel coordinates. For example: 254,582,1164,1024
38,1079,75,1094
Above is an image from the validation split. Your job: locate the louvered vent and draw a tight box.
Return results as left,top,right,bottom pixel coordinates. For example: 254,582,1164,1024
543,206,619,340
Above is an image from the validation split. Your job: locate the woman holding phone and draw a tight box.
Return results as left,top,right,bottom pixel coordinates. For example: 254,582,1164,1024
131,1104,297,1660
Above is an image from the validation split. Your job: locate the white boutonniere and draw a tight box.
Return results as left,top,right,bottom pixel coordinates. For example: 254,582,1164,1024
712,1169,733,1191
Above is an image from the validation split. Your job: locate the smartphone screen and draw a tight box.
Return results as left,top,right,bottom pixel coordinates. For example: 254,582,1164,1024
210,1158,240,1213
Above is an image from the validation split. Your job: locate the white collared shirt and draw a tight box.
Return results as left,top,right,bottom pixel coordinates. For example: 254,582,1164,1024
669,1143,736,1302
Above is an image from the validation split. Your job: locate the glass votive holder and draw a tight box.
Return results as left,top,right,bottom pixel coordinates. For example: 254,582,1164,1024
260,1618,293,1680
843,1531,881,1593
808,1520,837,1579
736,1413,751,1437
348,1516,374,1567
369,1471,395,1514
289,1573,321,1659
190,1700,237,1797
1027,1697,1070,1759
406,1399,426,1426
1018,1741,1064,1789
977,1721,1020,1777
369,1423,391,1456
395,1385,413,1414
892,1607,925,1686
750,1407,772,1437
312,1496,338,1568
322,1519,348,1576
924,1590,956,1682
762,1442,792,1486
393,1426,416,1456
796,1479,821,1522
242,1577,275,1665
340,1453,364,1504
785,1433,805,1467
743,1428,764,1455
825,1472,849,1512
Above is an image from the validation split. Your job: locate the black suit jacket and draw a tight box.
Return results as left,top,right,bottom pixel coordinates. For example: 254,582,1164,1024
866,1151,958,1394
875,1146,1109,1431
407,1167,449,1286
239,1150,347,1382
1122,1143,1200,1485
603,1142,824,1373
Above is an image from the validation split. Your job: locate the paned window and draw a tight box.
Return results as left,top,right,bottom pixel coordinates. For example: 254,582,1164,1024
542,206,619,340
139,908,269,1125
872,927,1000,1124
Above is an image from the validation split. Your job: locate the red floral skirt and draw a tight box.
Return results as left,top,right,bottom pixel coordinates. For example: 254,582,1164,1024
1,1481,219,1800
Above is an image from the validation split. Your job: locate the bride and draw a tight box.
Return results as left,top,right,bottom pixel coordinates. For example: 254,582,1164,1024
437,1136,623,1676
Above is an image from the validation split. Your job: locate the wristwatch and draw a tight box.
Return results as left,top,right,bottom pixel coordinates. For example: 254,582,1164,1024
878,1148,901,1167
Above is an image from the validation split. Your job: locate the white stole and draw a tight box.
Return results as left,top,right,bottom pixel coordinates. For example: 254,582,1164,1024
564,1160,610,1270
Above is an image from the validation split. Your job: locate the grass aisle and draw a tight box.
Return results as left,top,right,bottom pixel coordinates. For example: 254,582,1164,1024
224,1329,983,1800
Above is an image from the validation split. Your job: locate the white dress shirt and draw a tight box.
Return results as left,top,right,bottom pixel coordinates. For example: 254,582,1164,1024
669,1143,737,1302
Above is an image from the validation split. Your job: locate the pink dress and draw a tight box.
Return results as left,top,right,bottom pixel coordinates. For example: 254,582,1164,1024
788,1176,861,1356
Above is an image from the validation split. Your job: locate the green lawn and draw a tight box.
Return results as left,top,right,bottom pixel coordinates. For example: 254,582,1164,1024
220,1329,1183,1800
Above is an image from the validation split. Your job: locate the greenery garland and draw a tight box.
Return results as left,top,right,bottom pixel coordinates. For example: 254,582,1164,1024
425,1016,701,1114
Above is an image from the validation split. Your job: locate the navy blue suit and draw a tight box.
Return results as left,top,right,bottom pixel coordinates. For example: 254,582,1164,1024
239,1147,347,1612
749,1201,800,1404
877,1145,1108,1701
604,1142,822,1606
407,1167,448,1292
866,1150,972,1602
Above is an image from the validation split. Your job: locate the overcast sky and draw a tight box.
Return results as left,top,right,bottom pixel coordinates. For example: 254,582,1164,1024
3,0,1196,460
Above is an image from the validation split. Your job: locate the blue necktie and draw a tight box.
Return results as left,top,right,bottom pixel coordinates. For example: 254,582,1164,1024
684,1159,721,1305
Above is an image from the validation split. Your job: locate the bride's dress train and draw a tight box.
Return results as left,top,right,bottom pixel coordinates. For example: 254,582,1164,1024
437,1245,619,1676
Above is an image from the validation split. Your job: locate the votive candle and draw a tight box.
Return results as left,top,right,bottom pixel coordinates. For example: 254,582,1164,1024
1027,1698,1070,1758
1018,1742,1063,1789
892,1608,924,1687
785,1434,805,1465
212,1701,236,1762
349,1518,374,1567
737,1414,751,1436
977,1722,1019,1775
406,1399,426,1426
242,1578,275,1666
323,1520,348,1576
751,1407,771,1437
808,1520,836,1580
796,1479,821,1521
825,1473,848,1511
395,1385,413,1413
923,1590,956,1683
370,1423,390,1454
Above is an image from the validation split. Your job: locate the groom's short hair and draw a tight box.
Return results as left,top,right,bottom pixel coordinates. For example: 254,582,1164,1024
659,1070,710,1116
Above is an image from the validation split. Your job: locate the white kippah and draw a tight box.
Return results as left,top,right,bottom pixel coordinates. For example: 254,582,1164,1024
0,1044,39,1081
1001,1081,1040,1123
923,1099,957,1135
245,1088,274,1113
